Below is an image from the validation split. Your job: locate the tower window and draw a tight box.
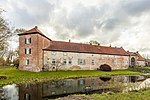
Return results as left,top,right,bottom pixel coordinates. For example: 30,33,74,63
24,93,30,100
25,38,31,44
25,59,29,65
25,48,31,54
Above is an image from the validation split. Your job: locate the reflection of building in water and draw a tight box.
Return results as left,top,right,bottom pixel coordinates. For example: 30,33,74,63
19,77,110,99
19,83,42,100
0,75,145,100
0,88,3,99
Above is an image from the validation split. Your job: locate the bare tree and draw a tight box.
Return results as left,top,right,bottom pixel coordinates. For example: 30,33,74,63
0,10,13,57
0,9,26,58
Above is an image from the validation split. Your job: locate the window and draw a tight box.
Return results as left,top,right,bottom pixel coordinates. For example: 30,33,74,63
24,93,30,100
52,59,55,64
68,59,72,64
78,79,84,85
92,60,94,65
64,81,71,86
78,59,85,65
25,48,31,54
114,59,116,64
63,59,67,64
25,59,29,65
25,38,31,44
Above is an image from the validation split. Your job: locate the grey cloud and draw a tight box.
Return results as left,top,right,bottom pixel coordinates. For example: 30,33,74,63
7,0,54,27
1,0,150,53
122,0,150,16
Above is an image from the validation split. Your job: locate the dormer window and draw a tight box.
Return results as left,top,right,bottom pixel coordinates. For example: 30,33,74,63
25,38,31,44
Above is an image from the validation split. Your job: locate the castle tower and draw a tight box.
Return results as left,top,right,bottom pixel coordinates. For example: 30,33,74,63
18,26,51,72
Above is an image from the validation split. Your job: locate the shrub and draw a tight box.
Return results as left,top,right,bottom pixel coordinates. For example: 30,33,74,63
0,76,7,80
99,64,112,71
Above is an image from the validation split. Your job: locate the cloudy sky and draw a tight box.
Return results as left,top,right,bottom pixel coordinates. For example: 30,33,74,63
0,0,150,57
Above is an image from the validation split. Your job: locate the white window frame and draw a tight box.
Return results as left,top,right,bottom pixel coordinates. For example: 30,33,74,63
25,59,29,65
25,38,31,44
25,48,31,54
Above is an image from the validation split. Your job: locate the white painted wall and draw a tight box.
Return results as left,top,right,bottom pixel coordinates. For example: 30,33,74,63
43,51,129,70
137,61,145,66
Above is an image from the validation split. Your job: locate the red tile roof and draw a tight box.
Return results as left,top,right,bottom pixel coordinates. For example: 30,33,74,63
43,41,129,56
135,52,145,61
127,51,145,61
127,51,137,56
24,26,43,34
18,26,51,41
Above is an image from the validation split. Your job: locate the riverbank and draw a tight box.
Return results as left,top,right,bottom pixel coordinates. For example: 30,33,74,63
0,66,140,86
56,88,150,100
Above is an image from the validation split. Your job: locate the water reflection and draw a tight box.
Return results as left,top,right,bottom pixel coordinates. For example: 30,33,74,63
0,75,146,100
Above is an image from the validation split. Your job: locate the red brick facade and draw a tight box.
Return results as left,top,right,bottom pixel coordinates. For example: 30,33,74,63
18,26,50,71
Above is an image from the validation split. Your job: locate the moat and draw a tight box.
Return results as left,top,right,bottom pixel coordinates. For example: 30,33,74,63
1,75,150,100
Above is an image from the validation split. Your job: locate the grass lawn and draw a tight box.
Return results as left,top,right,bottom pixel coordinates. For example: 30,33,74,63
0,66,140,86
73,89,150,100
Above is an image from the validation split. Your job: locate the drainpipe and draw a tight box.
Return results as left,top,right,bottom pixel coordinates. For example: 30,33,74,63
129,55,130,68
42,50,44,71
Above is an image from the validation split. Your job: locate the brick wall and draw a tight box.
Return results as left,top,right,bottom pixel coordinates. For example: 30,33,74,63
19,33,50,72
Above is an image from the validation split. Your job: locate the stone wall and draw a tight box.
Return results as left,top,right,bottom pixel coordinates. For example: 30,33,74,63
43,51,129,70
137,61,145,66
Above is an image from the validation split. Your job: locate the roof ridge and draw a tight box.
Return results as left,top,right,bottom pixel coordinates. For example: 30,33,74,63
45,40,128,56
51,40,122,49
24,26,43,34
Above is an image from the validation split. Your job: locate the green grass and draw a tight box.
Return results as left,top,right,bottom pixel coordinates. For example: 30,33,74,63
0,66,140,86
76,89,150,100
129,66,150,73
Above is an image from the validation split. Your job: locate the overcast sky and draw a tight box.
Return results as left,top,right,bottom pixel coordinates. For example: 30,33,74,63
0,0,150,57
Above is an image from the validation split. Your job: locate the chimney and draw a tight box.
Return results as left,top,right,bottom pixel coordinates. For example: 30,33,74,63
69,39,71,42
35,26,38,28
136,51,138,53
110,44,111,47
127,50,129,52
